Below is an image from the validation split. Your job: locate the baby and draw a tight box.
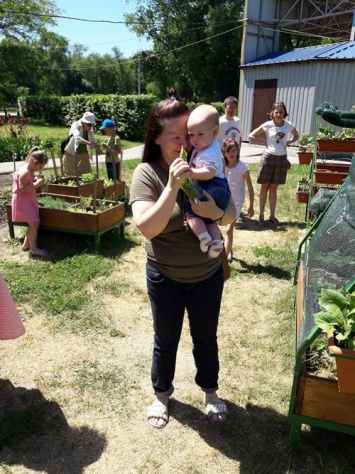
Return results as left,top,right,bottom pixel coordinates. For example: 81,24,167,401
185,104,231,258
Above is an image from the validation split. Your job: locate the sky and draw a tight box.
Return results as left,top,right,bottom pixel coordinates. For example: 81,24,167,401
51,0,152,57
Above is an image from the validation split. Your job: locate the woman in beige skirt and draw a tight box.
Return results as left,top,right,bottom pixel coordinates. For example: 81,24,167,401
63,111,100,176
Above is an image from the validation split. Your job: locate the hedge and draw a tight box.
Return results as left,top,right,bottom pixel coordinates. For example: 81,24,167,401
18,94,159,142
17,94,225,142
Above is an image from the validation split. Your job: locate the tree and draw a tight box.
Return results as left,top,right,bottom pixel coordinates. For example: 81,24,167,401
0,0,58,40
279,32,333,50
125,0,244,102
69,47,136,95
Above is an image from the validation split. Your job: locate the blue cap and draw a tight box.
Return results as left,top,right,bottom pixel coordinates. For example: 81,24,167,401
99,119,115,130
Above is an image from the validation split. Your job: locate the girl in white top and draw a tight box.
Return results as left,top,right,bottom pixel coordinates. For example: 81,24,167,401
222,139,254,262
248,102,298,226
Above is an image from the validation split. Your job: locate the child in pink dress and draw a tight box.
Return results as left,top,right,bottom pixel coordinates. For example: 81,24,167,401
12,147,48,258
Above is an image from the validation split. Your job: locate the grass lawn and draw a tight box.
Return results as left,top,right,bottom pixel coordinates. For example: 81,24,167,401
0,162,354,473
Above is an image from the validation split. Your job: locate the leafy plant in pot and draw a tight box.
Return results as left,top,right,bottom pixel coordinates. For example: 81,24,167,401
313,287,355,393
296,177,310,203
317,126,355,152
297,134,314,165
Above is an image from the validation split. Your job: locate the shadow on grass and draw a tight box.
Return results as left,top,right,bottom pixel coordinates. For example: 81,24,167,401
170,399,355,473
0,379,106,473
36,220,139,262
235,258,292,280
235,216,306,232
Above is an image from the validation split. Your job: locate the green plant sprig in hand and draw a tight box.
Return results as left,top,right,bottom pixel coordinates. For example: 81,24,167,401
179,146,204,200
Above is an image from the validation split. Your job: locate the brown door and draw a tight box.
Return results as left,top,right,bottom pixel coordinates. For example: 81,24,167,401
251,79,277,131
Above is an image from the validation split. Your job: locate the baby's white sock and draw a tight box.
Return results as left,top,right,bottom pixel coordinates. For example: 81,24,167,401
198,231,212,253
208,240,223,258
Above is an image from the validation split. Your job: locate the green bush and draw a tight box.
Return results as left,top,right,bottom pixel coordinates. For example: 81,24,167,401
18,94,225,142
0,116,61,162
18,94,159,141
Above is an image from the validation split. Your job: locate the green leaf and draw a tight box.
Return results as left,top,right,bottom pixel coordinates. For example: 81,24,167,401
181,178,204,200
313,311,337,331
180,146,187,161
319,288,350,312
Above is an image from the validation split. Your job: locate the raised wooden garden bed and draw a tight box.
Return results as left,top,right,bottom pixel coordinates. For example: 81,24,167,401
46,177,104,197
101,181,125,200
6,193,125,250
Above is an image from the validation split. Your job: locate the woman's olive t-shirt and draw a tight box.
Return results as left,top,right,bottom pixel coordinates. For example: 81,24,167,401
130,162,220,283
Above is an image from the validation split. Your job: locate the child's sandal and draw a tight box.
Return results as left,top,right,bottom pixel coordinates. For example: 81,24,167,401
29,249,49,259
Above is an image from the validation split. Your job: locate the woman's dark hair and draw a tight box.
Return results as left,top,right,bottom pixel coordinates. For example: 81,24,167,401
269,102,288,119
142,87,190,163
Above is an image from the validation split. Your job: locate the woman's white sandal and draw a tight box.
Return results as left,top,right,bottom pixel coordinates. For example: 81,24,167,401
147,400,169,429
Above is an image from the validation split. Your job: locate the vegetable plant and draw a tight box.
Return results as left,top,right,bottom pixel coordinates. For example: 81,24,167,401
298,177,310,192
317,125,355,141
39,196,71,210
180,147,204,200
298,134,314,153
313,287,355,350
80,173,96,183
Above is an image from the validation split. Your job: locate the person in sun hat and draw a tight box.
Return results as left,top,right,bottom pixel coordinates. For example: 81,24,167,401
99,119,123,180
63,111,100,176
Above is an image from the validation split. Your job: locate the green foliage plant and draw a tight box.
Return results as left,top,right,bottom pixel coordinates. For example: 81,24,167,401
19,93,158,141
0,115,38,162
313,287,355,350
40,196,71,210
80,173,95,183
298,134,314,153
317,125,355,142
180,146,204,199
298,177,310,191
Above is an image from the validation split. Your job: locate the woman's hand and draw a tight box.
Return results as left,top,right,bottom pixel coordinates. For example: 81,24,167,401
167,158,190,191
190,192,236,224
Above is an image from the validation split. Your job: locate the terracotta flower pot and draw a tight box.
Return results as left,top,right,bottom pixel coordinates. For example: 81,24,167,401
296,183,309,204
327,332,355,394
297,152,313,165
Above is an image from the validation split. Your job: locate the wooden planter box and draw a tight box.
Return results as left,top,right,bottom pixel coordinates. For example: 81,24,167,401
47,177,104,197
297,152,313,165
6,193,125,250
101,181,125,200
296,187,309,204
314,170,348,185
327,332,355,394
317,140,355,152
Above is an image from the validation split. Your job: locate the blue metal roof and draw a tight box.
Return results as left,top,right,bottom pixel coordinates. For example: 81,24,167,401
242,41,355,67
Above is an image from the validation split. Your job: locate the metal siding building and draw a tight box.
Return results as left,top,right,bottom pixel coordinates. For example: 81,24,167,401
239,42,355,140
